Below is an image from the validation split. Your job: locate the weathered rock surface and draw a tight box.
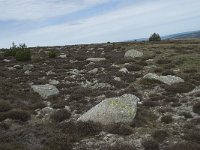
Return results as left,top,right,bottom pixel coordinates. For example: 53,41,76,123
31,84,59,99
124,49,143,59
86,58,106,62
143,73,184,85
78,94,139,125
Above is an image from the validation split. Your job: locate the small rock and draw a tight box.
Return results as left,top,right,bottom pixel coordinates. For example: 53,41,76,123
46,71,56,76
24,70,31,75
3,59,11,62
114,77,121,82
86,58,106,62
143,73,184,85
49,79,60,85
31,84,59,99
59,54,66,58
119,68,129,73
23,64,34,70
13,65,22,69
88,68,98,74
124,49,143,59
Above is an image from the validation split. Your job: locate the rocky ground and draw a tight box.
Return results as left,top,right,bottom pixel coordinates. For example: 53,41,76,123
0,40,200,150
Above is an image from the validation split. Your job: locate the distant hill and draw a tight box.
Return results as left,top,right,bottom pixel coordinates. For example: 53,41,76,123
127,30,200,42
163,30,200,40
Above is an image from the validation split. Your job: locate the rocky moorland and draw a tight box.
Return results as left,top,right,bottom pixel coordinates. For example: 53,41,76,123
0,40,200,150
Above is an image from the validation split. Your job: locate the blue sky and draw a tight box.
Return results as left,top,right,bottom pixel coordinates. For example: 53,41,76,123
0,0,200,48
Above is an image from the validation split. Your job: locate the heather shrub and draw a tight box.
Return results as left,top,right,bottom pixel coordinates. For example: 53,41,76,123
50,109,71,122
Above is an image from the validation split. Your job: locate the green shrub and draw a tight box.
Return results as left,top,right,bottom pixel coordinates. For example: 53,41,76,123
161,115,173,124
15,49,31,61
7,109,31,122
50,109,71,122
4,49,17,57
149,33,161,41
0,101,12,112
48,50,57,58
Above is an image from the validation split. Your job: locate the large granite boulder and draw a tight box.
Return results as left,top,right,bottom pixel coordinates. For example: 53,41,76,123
31,84,59,99
77,94,139,125
124,49,143,59
143,73,184,85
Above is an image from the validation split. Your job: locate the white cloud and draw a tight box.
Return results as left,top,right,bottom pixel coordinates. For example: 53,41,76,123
0,0,108,21
1,0,200,48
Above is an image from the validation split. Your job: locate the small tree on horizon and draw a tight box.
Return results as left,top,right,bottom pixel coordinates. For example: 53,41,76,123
149,33,161,41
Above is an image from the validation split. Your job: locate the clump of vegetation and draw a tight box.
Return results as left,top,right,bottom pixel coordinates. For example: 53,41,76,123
76,121,102,137
15,48,31,61
104,123,134,136
164,142,200,150
143,100,160,107
126,64,143,71
4,42,31,61
164,82,195,93
193,102,200,115
107,142,136,150
50,109,71,122
152,129,168,142
7,109,31,122
48,50,57,58
179,112,193,119
142,139,159,150
0,101,12,112
183,128,200,144
161,115,173,124
149,33,161,41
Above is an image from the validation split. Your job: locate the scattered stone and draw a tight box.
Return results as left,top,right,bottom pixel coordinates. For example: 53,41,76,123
13,65,22,69
31,84,59,99
69,69,81,75
49,79,60,85
3,59,11,63
124,49,143,59
86,58,106,62
143,73,184,85
187,86,200,96
23,64,34,70
78,94,139,125
119,68,129,73
7,67,15,70
59,54,67,58
88,68,98,74
114,77,121,82
46,70,56,76
24,70,31,75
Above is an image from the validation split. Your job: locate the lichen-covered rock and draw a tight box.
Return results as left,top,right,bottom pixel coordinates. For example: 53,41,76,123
143,73,184,85
31,84,59,99
86,58,106,62
124,49,143,59
77,94,139,125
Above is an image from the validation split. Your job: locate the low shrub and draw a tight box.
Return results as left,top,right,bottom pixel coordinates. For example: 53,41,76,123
164,82,195,93
50,109,71,122
161,115,173,124
179,112,193,119
7,109,31,122
142,139,159,150
107,142,136,150
126,64,143,71
152,129,168,142
143,100,160,107
193,102,200,115
104,123,134,136
164,142,200,150
76,121,102,137
156,58,171,64
183,129,200,144
0,101,12,112
15,49,31,61
48,50,57,58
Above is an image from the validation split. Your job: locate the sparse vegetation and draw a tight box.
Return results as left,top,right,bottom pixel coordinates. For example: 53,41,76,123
48,50,57,58
7,109,31,122
161,115,173,124
192,102,200,114
50,109,71,122
0,101,12,112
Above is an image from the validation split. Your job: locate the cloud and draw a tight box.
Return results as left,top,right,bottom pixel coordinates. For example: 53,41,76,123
0,0,109,21
0,0,200,48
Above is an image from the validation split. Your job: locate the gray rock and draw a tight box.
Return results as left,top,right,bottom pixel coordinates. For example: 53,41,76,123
13,65,22,69
187,86,200,96
77,94,139,125
23,64,34,70
119,68,129,73
49,79,60,85
114,77,121,82
124,49,143,59
86,58,106,62
31,84,59,99
59,54,66,58
88,68,98,74
143,73,184,85
3,59,11,62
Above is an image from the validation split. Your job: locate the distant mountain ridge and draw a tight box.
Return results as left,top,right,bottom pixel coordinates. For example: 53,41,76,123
127,30,200,42
163,30,200,40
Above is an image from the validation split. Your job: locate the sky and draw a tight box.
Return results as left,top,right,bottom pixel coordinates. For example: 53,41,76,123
0,0,200,48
